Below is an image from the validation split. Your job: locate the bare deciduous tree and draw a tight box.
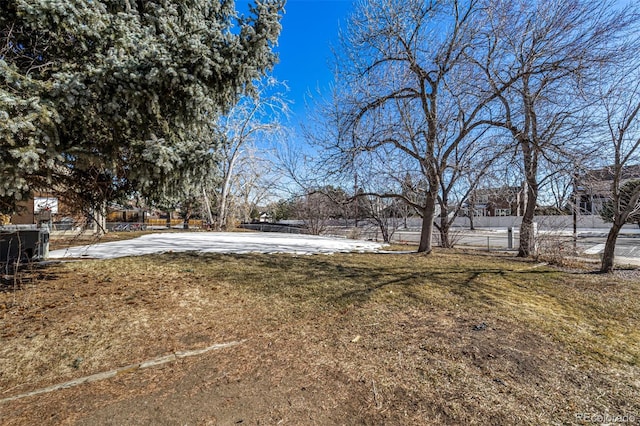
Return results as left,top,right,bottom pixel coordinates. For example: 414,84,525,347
230,148,282,224
214,77,288,230
293,190,344,235
319,0,517,253
478,0,635,256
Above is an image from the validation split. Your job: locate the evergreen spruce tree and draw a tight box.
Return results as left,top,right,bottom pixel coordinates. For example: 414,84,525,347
0,0,284,213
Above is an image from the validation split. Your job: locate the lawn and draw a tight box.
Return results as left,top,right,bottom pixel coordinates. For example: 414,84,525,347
1,250,639,425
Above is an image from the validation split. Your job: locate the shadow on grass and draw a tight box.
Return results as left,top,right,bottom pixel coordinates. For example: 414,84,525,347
0,261,62,293
186,251,637,366
155,251,563,311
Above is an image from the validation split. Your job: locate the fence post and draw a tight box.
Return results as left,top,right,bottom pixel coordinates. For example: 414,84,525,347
507,227,513,250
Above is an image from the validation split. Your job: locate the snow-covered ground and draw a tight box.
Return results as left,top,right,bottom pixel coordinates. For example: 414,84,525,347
49,232,385,259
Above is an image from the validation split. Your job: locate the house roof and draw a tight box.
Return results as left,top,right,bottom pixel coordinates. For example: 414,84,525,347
580,164,640,182
576,164,640,194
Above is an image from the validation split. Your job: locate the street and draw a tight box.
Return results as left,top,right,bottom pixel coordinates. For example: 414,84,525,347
390,227,640,265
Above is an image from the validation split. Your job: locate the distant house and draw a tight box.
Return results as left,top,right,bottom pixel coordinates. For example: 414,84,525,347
258,212,272,223
106,205,147,223
9,193,69,226
575,165,640,215
464,185,527,217
5,192,112,232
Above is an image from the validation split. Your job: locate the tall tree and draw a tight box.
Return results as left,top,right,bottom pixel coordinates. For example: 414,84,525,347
214,77,288,230
478,0,634,256
0,0,284,214
320,0,516,253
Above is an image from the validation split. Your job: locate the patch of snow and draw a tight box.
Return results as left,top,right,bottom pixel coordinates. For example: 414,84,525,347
583,243,605,255
49,232,385,260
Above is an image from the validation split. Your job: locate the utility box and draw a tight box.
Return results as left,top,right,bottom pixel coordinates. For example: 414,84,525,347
0,227,50,262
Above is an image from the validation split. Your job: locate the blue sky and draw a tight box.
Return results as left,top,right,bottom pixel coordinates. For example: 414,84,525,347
270,0,355,119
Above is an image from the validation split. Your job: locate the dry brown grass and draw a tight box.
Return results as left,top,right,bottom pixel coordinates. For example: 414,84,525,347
1,250,639,425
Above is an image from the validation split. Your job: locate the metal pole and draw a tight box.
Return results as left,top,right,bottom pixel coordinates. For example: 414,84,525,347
354,173,359,228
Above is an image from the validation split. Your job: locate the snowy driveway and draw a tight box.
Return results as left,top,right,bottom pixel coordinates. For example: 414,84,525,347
49,232,385,259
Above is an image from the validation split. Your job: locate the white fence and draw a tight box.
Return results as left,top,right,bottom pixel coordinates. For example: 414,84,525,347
449,214,615,230
280,215,634,231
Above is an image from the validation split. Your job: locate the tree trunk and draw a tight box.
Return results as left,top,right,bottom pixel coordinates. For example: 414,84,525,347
183,210,190,230
217,175,231,231
166,211,171,229
518,144,538,257
518,182,538,257
467,194,476,230
218,153,240,232
601,220,623,273
202,187,214,229
94,202,107,236
418,194,437,253
378,220,390,243
439,215,452,248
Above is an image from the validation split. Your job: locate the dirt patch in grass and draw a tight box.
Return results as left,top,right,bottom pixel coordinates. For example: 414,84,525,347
1,250,639,425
